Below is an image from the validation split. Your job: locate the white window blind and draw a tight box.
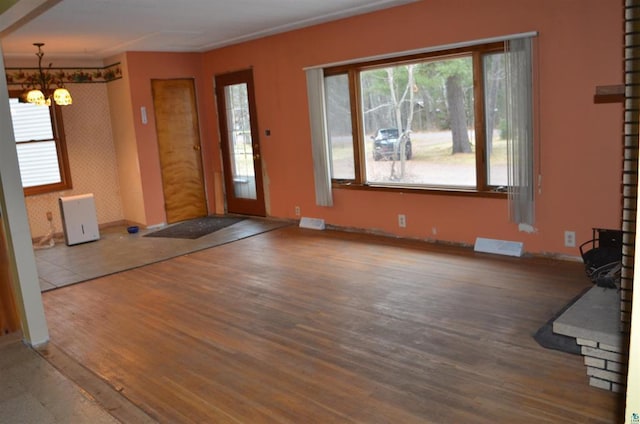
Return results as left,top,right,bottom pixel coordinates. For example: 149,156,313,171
8,98,61,188
505,37,535,226
306,68,333,207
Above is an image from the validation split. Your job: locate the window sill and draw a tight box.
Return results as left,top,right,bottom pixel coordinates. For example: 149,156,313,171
332,181,508,199
24,181,72,197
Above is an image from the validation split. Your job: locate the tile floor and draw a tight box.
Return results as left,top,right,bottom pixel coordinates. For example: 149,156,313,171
35,217,290,292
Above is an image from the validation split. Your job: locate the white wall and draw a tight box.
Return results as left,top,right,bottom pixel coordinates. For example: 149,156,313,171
626,180,640,421
0,44,49,346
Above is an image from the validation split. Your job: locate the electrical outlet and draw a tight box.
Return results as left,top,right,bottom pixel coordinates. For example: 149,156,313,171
398,214,406,228
294,206,301,217
564,231,576,248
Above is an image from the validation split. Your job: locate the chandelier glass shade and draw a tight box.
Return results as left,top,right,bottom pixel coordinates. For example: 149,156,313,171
26,89,46,105
24,43,72,107
53,87,72,106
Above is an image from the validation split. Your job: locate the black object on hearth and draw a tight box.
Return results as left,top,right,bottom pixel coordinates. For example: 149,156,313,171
579,228,622,289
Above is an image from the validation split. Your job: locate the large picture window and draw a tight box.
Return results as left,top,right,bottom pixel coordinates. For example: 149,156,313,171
322,42,510,193
8,92,72,196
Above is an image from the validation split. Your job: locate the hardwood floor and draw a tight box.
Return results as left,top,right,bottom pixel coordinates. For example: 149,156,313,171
42,226,624,423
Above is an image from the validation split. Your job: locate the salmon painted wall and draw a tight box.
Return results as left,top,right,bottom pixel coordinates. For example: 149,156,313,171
194,0,622,256
124,52,215,226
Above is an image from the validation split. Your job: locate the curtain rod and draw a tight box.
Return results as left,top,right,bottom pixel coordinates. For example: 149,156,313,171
303,31,539,71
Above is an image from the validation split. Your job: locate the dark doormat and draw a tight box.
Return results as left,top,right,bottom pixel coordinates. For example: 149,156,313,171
145,216,244,239
533,287,590,355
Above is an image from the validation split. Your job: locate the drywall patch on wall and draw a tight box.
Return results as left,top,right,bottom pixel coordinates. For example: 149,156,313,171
518,223,536,234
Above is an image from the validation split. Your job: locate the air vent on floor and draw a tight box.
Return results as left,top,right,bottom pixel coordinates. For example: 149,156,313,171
474,237,524,257
299,217,325,230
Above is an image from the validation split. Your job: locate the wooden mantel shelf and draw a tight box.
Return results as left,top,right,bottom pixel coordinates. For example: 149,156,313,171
594,84,624,104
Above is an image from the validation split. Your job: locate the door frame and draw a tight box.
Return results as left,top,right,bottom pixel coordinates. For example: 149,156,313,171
215,69,266,217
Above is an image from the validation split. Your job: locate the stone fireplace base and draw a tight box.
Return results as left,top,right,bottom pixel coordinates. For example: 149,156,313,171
553,286,628,392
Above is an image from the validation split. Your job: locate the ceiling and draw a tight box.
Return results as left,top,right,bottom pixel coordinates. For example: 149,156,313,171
0,0,417,61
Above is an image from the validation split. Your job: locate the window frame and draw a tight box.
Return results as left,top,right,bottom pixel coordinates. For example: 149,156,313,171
8,90,72,196
323,41,507,198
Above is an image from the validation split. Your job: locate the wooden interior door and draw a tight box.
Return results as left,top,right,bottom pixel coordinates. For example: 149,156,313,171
0,218,19,336
215,69,266,216
152,79,208,224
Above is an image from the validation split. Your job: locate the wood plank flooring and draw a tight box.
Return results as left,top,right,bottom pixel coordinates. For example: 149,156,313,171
42,226,624,423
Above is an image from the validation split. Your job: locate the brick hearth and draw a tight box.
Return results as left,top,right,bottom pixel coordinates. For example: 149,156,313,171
553,287,629,392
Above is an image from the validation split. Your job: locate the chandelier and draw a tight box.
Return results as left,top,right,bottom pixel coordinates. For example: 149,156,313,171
24,43,72,107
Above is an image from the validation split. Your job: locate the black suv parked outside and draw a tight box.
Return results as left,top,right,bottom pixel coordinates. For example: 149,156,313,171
371,128,412,161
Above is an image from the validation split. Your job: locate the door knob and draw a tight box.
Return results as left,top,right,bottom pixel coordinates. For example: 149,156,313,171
253,154,260,160
193,145,201,151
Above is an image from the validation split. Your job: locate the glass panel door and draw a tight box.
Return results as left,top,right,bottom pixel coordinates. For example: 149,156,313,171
224,83,257,199
215,69,266,216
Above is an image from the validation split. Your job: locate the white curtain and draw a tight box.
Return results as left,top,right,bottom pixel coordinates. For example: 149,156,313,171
305,68,333,207
505,37,535,226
